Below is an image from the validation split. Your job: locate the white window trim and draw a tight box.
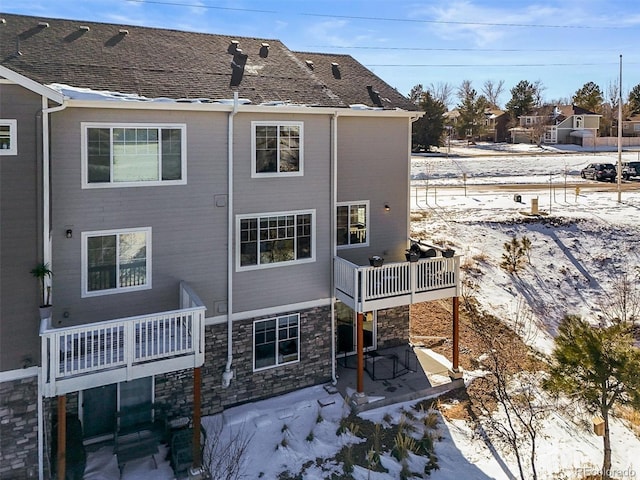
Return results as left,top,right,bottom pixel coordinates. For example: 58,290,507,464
253,314,300,372
0,119,17,156
81,122,187,188
251,121,304,178
81,227,152,298
336,200,370,249
236,209,315,271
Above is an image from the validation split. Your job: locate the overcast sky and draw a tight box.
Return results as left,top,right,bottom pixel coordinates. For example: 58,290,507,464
4,0,640,108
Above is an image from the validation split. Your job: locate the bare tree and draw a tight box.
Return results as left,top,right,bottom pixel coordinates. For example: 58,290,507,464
598,271,640,326
427,82,454,110
201,418,253,480
482,80,505,109
532,80,546,107
469,301,548,480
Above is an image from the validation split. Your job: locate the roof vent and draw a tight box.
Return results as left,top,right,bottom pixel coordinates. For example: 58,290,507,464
119,29,129,35
259,42,269,58
228,39,240,54
79,25,90,31
331,62,341,79
367,85,383,107
38,22,50,28
0,18,6,25
305,60,314,70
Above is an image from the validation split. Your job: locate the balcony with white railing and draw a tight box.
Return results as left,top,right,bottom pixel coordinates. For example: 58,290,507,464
40,282,206,397
334,254,460,313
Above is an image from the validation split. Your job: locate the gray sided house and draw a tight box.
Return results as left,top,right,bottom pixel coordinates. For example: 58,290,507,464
0,13,460,479
512,104,601,144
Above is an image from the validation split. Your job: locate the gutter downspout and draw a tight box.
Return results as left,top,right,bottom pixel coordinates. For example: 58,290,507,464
39,97,67,480
330,112,338,385
222,92,239,388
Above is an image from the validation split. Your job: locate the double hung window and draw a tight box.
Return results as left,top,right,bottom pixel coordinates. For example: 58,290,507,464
254,314,300,370
82,123,186,187
252,122,303,177
82,228,151,297
336,202,369,247
238,210,314,269
0,119,17,155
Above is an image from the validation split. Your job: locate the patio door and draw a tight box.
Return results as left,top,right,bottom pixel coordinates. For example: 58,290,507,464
81,377,152,440
336,303,376,355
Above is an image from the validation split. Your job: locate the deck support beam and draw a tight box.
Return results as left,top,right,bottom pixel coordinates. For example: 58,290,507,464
356,312,364,394
452,296,460,372
57,395,66,480
192,366,202,468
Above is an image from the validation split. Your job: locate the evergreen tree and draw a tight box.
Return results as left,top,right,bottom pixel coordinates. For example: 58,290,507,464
505,80,540,121
572,81,604,113
544,315,640,480
412,92,446,151
456,80,488,141
408,84,425,105
628,83,640,116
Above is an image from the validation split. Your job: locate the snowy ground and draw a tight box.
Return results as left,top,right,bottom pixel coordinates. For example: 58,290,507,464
84,141,640,479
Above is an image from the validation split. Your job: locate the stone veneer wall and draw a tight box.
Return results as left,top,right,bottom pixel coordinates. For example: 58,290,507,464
0,375,39,479
155,305,333,422
376,305,410,349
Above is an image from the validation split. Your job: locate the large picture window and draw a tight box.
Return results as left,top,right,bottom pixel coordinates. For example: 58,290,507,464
254,314,300,370
238,210,314,269
252,121,303,177
337,201,369,247
82,227,151,297
0,119,17,155
82,123,186,187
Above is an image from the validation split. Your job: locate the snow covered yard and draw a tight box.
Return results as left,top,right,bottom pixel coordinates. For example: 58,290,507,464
83,142,640,479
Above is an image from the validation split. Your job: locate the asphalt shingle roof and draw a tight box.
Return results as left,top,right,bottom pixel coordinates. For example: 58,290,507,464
0,13,415,110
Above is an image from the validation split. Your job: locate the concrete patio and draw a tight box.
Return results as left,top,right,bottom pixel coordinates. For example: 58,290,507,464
334,345,464,413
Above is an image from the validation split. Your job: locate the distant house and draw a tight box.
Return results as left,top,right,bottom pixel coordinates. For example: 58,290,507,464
483,108,509,143
511,105,601,145
622,114,640,137
0,12,461,479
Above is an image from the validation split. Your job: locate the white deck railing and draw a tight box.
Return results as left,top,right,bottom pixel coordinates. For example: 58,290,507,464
334,256,459,312
40,282,206,397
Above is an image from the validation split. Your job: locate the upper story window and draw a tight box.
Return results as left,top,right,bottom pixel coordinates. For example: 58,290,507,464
237,210,314,270
254,314,300,370
82,123,186,188
575,116,584,128
0,119,17,155
82,227,151,297
337,201,369,248
251,121,303,177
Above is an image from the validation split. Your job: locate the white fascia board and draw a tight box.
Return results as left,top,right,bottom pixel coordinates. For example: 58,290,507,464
0,66,64,104
65,98,421,118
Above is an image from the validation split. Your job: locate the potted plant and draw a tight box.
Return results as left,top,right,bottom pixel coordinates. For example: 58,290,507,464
30,262,52,320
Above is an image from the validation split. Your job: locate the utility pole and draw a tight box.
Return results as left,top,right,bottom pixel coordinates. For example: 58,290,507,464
617,54,623,203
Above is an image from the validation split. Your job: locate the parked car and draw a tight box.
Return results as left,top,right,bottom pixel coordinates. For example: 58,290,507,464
580,163,616,181
622,161,640,180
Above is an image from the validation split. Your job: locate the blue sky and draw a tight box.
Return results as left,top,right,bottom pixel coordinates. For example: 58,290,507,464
4,0,640,108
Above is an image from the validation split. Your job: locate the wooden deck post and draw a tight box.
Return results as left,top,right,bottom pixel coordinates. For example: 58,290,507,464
57,395,66,480
356,312,364,393
452,296,460,372
192,366,202,468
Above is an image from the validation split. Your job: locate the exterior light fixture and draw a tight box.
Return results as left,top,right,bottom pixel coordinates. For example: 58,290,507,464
384,204,390,211
65,229,73,238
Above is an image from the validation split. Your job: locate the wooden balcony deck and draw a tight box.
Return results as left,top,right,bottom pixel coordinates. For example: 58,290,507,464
40,282,206,397
334,255,460,312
